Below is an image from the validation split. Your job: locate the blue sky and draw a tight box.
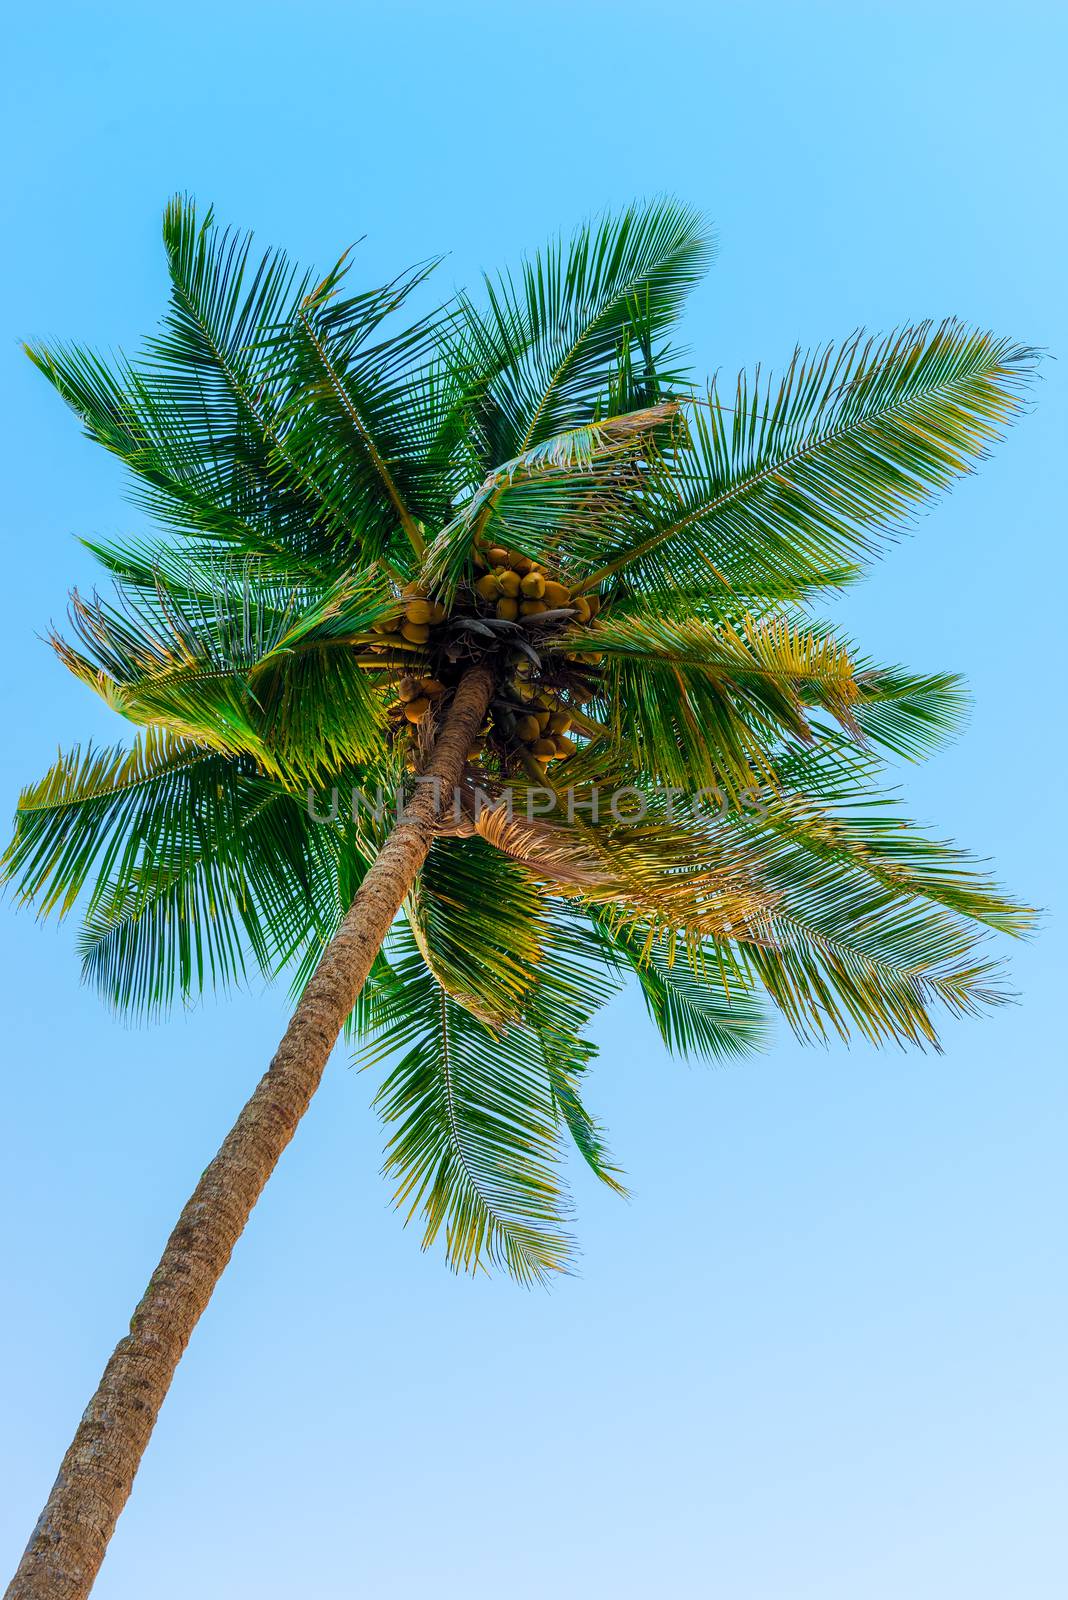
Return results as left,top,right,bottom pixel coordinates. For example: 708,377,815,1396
2,3,1065,1596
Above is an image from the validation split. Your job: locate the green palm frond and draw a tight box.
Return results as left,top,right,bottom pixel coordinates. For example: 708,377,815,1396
278,261,461,564
848,667,970,759
736,781,1033,938
2,730,345,1015
732,822,1018,1048
423,402,682,597
439,198,710,467
3,730,216,917
26,202,351,573
361,923,576,1284
518,906,625,1192
402,843,626,1193
565,322,1036,597
51,560,394,782
591,913,769,1061
78,783,340,1015
567,610,868,793
408,838,547,1026
574,609,974,785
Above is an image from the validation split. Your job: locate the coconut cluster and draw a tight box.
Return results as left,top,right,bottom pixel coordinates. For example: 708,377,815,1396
471,543,599,625
371,541,603,778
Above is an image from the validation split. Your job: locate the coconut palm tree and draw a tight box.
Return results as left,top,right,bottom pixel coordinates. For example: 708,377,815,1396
2,196,1035,1598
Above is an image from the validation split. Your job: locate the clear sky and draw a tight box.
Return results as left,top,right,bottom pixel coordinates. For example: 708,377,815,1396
2,3,1065,1596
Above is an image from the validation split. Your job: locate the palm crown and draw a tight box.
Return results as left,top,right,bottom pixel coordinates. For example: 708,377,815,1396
5,196,1035,1284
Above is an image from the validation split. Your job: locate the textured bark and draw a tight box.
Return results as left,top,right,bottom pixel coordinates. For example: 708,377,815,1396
5,666,494,1600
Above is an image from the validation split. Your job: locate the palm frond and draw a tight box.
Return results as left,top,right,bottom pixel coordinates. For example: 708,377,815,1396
423,403,682,596
439,199,711,467
275,260,462,564
590,912,769,1061
51,560,394,782
359,923,576,1284
566,610,869,794
3,730,216,917
566,322,1037,596
2,729,345,1014
408,838,546,1027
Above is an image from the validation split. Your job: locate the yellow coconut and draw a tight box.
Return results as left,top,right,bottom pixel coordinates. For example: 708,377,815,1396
532,737,557,758
475,573,500,601
520,600,547,618
547,710,572,734
403,696,431,723
427,601,448,625
553,734,577,756
534,709,552,731
486,545,510,566
397,677,422,702
405,599,432,625
515,714,542,742
586,593,601,618
510,553,533,576
520,571,546,599
401,621,430,644
572,596,592,623
497,569,521,598
541,580,571,607
496,597,519,621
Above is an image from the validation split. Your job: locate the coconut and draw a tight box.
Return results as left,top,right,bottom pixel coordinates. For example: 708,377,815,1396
542,580,571,607
427,602,448,625
402,581,427,598
534,709,551,731
474,573,500,601
397,677,422,702
403,697,431,723
405,599,432,625
401,621,430,644
510,553,533,576
515,714,542,742
486,545,510,566
520,600,547,617
520,572,546,599
496,597,519,621
572,596,592,623
547,710,572,733
419,678,446,697
532,737,557,758
497,570,521,598
553,734,577,756
586,593,601,618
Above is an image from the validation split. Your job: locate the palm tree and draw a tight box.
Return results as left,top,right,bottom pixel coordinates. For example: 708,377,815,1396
2,195,1035,1598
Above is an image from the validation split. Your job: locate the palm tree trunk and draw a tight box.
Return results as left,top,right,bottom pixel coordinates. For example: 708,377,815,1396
5,665,494,1600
